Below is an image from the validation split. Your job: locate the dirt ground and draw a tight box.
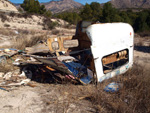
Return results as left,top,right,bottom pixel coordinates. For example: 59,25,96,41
0,36,150,113
0,84,97,113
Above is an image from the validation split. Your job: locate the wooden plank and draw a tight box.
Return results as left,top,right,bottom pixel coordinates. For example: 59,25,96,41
63,39,78,48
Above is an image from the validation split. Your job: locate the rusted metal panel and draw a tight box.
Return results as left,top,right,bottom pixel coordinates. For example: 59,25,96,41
102,50,128,65
31,56,73,75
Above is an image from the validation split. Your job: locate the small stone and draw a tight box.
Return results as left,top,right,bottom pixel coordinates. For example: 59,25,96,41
3,72,12,80
13,69,20,76
0,72,4,77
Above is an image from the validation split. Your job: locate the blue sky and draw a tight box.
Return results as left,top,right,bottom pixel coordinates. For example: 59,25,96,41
9,0,110,4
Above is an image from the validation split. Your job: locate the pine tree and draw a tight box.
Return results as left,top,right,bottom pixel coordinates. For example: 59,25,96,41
102,2,117,22
90,2,102,21
80,3,93,21
21,0,50,16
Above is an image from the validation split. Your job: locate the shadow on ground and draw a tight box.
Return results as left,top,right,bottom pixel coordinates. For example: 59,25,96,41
134,46,150,53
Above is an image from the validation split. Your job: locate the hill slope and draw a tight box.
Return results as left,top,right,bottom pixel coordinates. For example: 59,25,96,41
111,0,150,9
42,0,83,13
0,0,18,12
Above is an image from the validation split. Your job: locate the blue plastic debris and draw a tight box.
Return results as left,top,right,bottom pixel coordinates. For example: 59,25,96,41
0,56,7,64
63,62,93,84
104,82,120,92
63,62,85,77
0,87,9,92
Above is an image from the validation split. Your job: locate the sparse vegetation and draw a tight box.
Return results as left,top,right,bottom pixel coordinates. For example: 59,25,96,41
0,28,16,36
56,12,81,25
41,64,150,113
51,29,60,35
84,64,150,113
43,18,59,30
12,34,48,50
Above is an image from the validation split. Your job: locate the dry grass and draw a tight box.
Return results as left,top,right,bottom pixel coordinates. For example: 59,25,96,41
83,64,150,113
0,28,16,36
0,57,18,73
51,29,60,35
138,31,150,37
12,34,48,50
40,63,150,113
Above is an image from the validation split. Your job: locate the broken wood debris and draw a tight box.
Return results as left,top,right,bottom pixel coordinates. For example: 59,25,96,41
0,21,134,89
0,37,94,88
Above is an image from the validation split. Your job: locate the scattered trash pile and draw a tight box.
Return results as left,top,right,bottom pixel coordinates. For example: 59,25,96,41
0,36,95,91
0,21,134,91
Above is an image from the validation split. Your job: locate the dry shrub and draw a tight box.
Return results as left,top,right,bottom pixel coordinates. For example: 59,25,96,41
137,41,144,46
0,64,11,73
63,24,70,29
17,29,40,35
15,13,32,19
138,31,150,37
9,12,16,17
51,29,60,35
0,57,17,73
64,24,76,29
17,29,30,35
43,18,58,30
0,13,8,22
0,28,16,36
83,64,150,113
4,24,10,27
12,34,47,50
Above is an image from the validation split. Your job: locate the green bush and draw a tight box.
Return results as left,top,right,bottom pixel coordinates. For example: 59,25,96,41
21,0,52,18
43,18,59,30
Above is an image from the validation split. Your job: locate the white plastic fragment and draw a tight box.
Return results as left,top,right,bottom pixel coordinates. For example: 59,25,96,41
13,61,20,66
20,79,31,85
19,71,26,77
4,49,10,52
4,79,31,86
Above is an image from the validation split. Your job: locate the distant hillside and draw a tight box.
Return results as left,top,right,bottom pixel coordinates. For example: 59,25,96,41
13,3,21,8
42,0,83,13
111,0,150,9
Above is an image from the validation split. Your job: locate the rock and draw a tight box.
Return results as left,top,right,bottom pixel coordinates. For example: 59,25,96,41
12,69,20,76
0,72,4,77
3,72,12,80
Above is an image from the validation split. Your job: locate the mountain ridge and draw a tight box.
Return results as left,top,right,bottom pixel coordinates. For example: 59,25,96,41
111,0,150,9
42,0,83,13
